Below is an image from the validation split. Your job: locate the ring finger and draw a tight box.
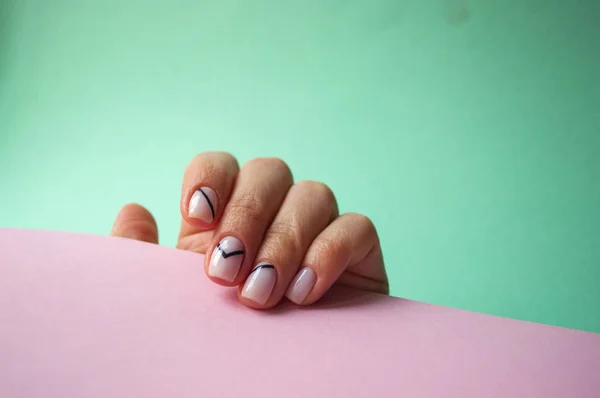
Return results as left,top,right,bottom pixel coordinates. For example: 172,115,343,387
239,180,338,308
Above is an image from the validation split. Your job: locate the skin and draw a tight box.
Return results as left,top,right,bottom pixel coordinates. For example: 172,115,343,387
110,152,388,309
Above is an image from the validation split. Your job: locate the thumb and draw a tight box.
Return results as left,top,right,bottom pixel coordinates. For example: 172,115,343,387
110,203,159,244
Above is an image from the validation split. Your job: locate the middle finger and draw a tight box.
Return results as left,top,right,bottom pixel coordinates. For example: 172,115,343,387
204,158,293,285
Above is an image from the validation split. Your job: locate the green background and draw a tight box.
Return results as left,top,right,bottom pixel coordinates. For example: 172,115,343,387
1,1,598,332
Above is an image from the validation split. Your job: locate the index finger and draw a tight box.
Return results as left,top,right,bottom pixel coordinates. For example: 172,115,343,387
178,152,240,246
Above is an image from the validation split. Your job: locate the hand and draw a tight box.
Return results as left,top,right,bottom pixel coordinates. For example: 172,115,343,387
110,152,388,309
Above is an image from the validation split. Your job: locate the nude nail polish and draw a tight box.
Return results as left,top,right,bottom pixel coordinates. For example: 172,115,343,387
208,236,245,282
241,263,277,305
286,267,316,304
188,187,217,223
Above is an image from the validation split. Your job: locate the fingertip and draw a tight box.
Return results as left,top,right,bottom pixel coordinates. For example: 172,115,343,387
205,235,246,286
117,202,154,218
179,152,240,238
205,274,240,288
285,267,317,305
111,203,159,244
237,264,279,310
184,187,219,227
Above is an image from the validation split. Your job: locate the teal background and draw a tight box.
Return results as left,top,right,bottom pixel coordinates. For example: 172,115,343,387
1,1,599,332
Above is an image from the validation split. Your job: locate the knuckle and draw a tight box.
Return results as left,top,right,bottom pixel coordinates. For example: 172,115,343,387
184,154,204,175
211,151,239,172
297,180,336,206
244,157,292,180
347,212,376,233
345,212,379,246
184,155,216,183
264,217,302,252
226,191,264,223
184,152,239,179
193,151,236,162
210,151,237,161
261,157,289,171
312,236,348,265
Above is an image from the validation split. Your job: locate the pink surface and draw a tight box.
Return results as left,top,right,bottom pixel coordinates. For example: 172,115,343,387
1,229,599,398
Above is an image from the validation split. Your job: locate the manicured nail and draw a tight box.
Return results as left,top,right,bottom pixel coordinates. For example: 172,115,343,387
241,262,277,305
208,236,245,282
188,187,217,223
286,267,317,304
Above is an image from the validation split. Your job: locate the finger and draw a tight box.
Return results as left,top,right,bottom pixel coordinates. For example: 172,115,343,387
178,152,240,245
238,181,338,308
285,212,388,305
110,203,159,244
204,158,293,285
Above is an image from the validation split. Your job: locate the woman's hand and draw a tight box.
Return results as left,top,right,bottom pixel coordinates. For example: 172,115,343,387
110,152,388,309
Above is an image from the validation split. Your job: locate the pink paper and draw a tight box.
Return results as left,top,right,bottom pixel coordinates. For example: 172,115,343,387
0,229,599,397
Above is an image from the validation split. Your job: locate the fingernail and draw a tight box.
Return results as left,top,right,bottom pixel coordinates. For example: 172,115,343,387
286,267,317,304
241,262,277,305
208,236,245,282
188,187,217,223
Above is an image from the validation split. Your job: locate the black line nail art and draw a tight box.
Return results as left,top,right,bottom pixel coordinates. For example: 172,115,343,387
216,243,244,259
197,188,215,220
249,263,275,276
